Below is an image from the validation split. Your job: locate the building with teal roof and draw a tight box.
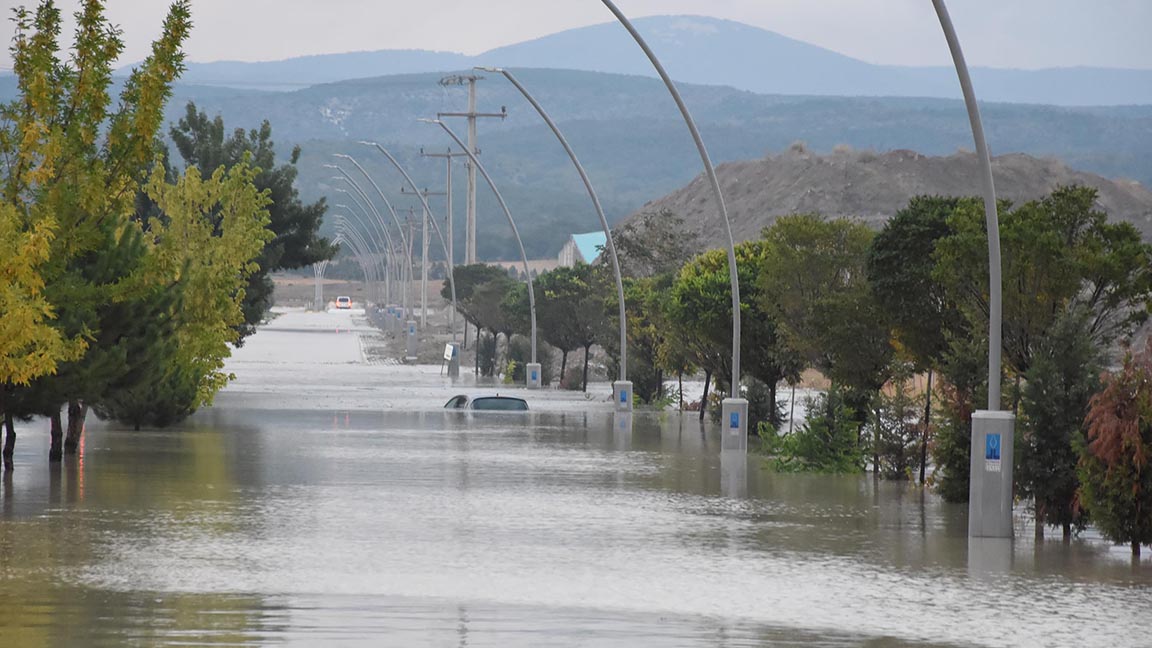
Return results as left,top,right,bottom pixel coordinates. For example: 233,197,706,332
558,231,607,267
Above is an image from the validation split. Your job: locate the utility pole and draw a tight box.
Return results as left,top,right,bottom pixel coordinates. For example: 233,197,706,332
438,75,506,265
420,147,469,344
420,147,468,267
401,186,446,329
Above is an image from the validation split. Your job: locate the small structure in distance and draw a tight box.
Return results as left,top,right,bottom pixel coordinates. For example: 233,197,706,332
558,231,607,267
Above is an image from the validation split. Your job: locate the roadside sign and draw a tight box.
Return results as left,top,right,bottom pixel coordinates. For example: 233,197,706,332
985,433,1002,472
443,344,454,361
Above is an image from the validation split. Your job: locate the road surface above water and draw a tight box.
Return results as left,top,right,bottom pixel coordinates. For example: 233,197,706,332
1,308,1149,647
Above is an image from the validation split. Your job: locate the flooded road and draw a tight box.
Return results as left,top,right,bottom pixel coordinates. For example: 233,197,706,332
2,309,1150,646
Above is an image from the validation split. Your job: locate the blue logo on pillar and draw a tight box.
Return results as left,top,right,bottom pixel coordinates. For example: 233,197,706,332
620,390,628,403
985,433,1001,460
409,325,415,335
729,412,740,429
531,370,538,382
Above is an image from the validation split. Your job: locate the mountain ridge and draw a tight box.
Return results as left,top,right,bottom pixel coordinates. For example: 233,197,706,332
94,15,1152,106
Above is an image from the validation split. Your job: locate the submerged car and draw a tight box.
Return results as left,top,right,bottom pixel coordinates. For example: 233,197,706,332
335,296,352,309
444,395,529,411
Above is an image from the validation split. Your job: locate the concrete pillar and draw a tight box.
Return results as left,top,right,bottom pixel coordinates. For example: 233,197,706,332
612,380,633,411
405,319,418,361
447,343,460,378
720,397,748,452
526,363,542,389
968,410,1016,538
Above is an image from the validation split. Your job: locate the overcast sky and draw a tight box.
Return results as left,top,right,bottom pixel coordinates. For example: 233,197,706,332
1,0,1149,71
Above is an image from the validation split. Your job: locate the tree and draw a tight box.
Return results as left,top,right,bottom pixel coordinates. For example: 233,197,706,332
1018,309,1100,539
1080,343,1152,556
868,196,969,482
669,240,799,428
0,0,192,463
760,215,893,468
935,186,1152,392
531,264,605,390
168,102,336,340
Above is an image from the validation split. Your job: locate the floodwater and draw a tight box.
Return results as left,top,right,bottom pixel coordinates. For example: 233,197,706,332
1,309,1150,647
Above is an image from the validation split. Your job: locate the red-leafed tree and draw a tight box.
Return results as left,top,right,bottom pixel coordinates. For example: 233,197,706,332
1080,342,1152,556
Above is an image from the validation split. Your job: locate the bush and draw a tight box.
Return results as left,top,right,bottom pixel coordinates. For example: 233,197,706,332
507,334,555,385
763,388,865,473
870,379,923,480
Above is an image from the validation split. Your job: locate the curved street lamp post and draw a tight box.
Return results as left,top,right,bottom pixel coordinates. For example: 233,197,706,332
476,65,632,409
600,0,745,445
930,0,1012,540
402,123,542,387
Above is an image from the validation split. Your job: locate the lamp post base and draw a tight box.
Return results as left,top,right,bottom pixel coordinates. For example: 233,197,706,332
612,380,633,411
968,410,1016,538
526,363,542,389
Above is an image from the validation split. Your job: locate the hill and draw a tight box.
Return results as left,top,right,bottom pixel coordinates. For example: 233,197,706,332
622,147,1152,252
4,68,1150,259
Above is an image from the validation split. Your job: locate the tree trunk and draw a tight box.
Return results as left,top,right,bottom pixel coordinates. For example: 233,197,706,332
1012,373,1022,415
920,369,933,484
474,324,481,375
1062,522,1071,541
560,350,569,386
1133,541,1141,557
769,382,778,428
872,405,881,479
789,384,797,434
581,344,591,392
1035,503,1045,540
678,371,684,410
700,370,712,422
657,369,664,400
65,400,86,456
49,410,63,463
3,411,15,471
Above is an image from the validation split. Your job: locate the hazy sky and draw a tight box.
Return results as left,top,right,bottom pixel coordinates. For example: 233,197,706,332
1,0,1149,71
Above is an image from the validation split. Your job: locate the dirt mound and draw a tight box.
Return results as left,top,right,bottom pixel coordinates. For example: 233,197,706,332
623,146,1152,252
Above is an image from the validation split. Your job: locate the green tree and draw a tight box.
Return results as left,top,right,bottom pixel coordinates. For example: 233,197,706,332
1018,309,1100,539
670,240,799,428
1080,343,1152,556
168,102,336,339
935,186,1152,393
868,196,969,482
531,264,605,390
763,387,865,473
0,0,191,463
760,215,893,468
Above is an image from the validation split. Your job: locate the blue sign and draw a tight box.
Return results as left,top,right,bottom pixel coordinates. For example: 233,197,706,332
409,325,415,335
985,433,1001,461
620,390,628,403
729,411,740,429
531,370,538,381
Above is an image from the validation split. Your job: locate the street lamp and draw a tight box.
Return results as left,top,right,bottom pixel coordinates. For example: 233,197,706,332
600,0,745,444
333,202,398,305
403,122,541,386
333,217,384,302
930,0,1012,540
355,142,466,349
475,65,633,409
325,162,414,314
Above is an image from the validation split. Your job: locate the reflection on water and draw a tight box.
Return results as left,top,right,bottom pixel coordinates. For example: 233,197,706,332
1,405,1150,647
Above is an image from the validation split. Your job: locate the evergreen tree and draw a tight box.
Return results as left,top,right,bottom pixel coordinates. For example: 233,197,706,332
168,102,337,340
1018,309,1100,539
